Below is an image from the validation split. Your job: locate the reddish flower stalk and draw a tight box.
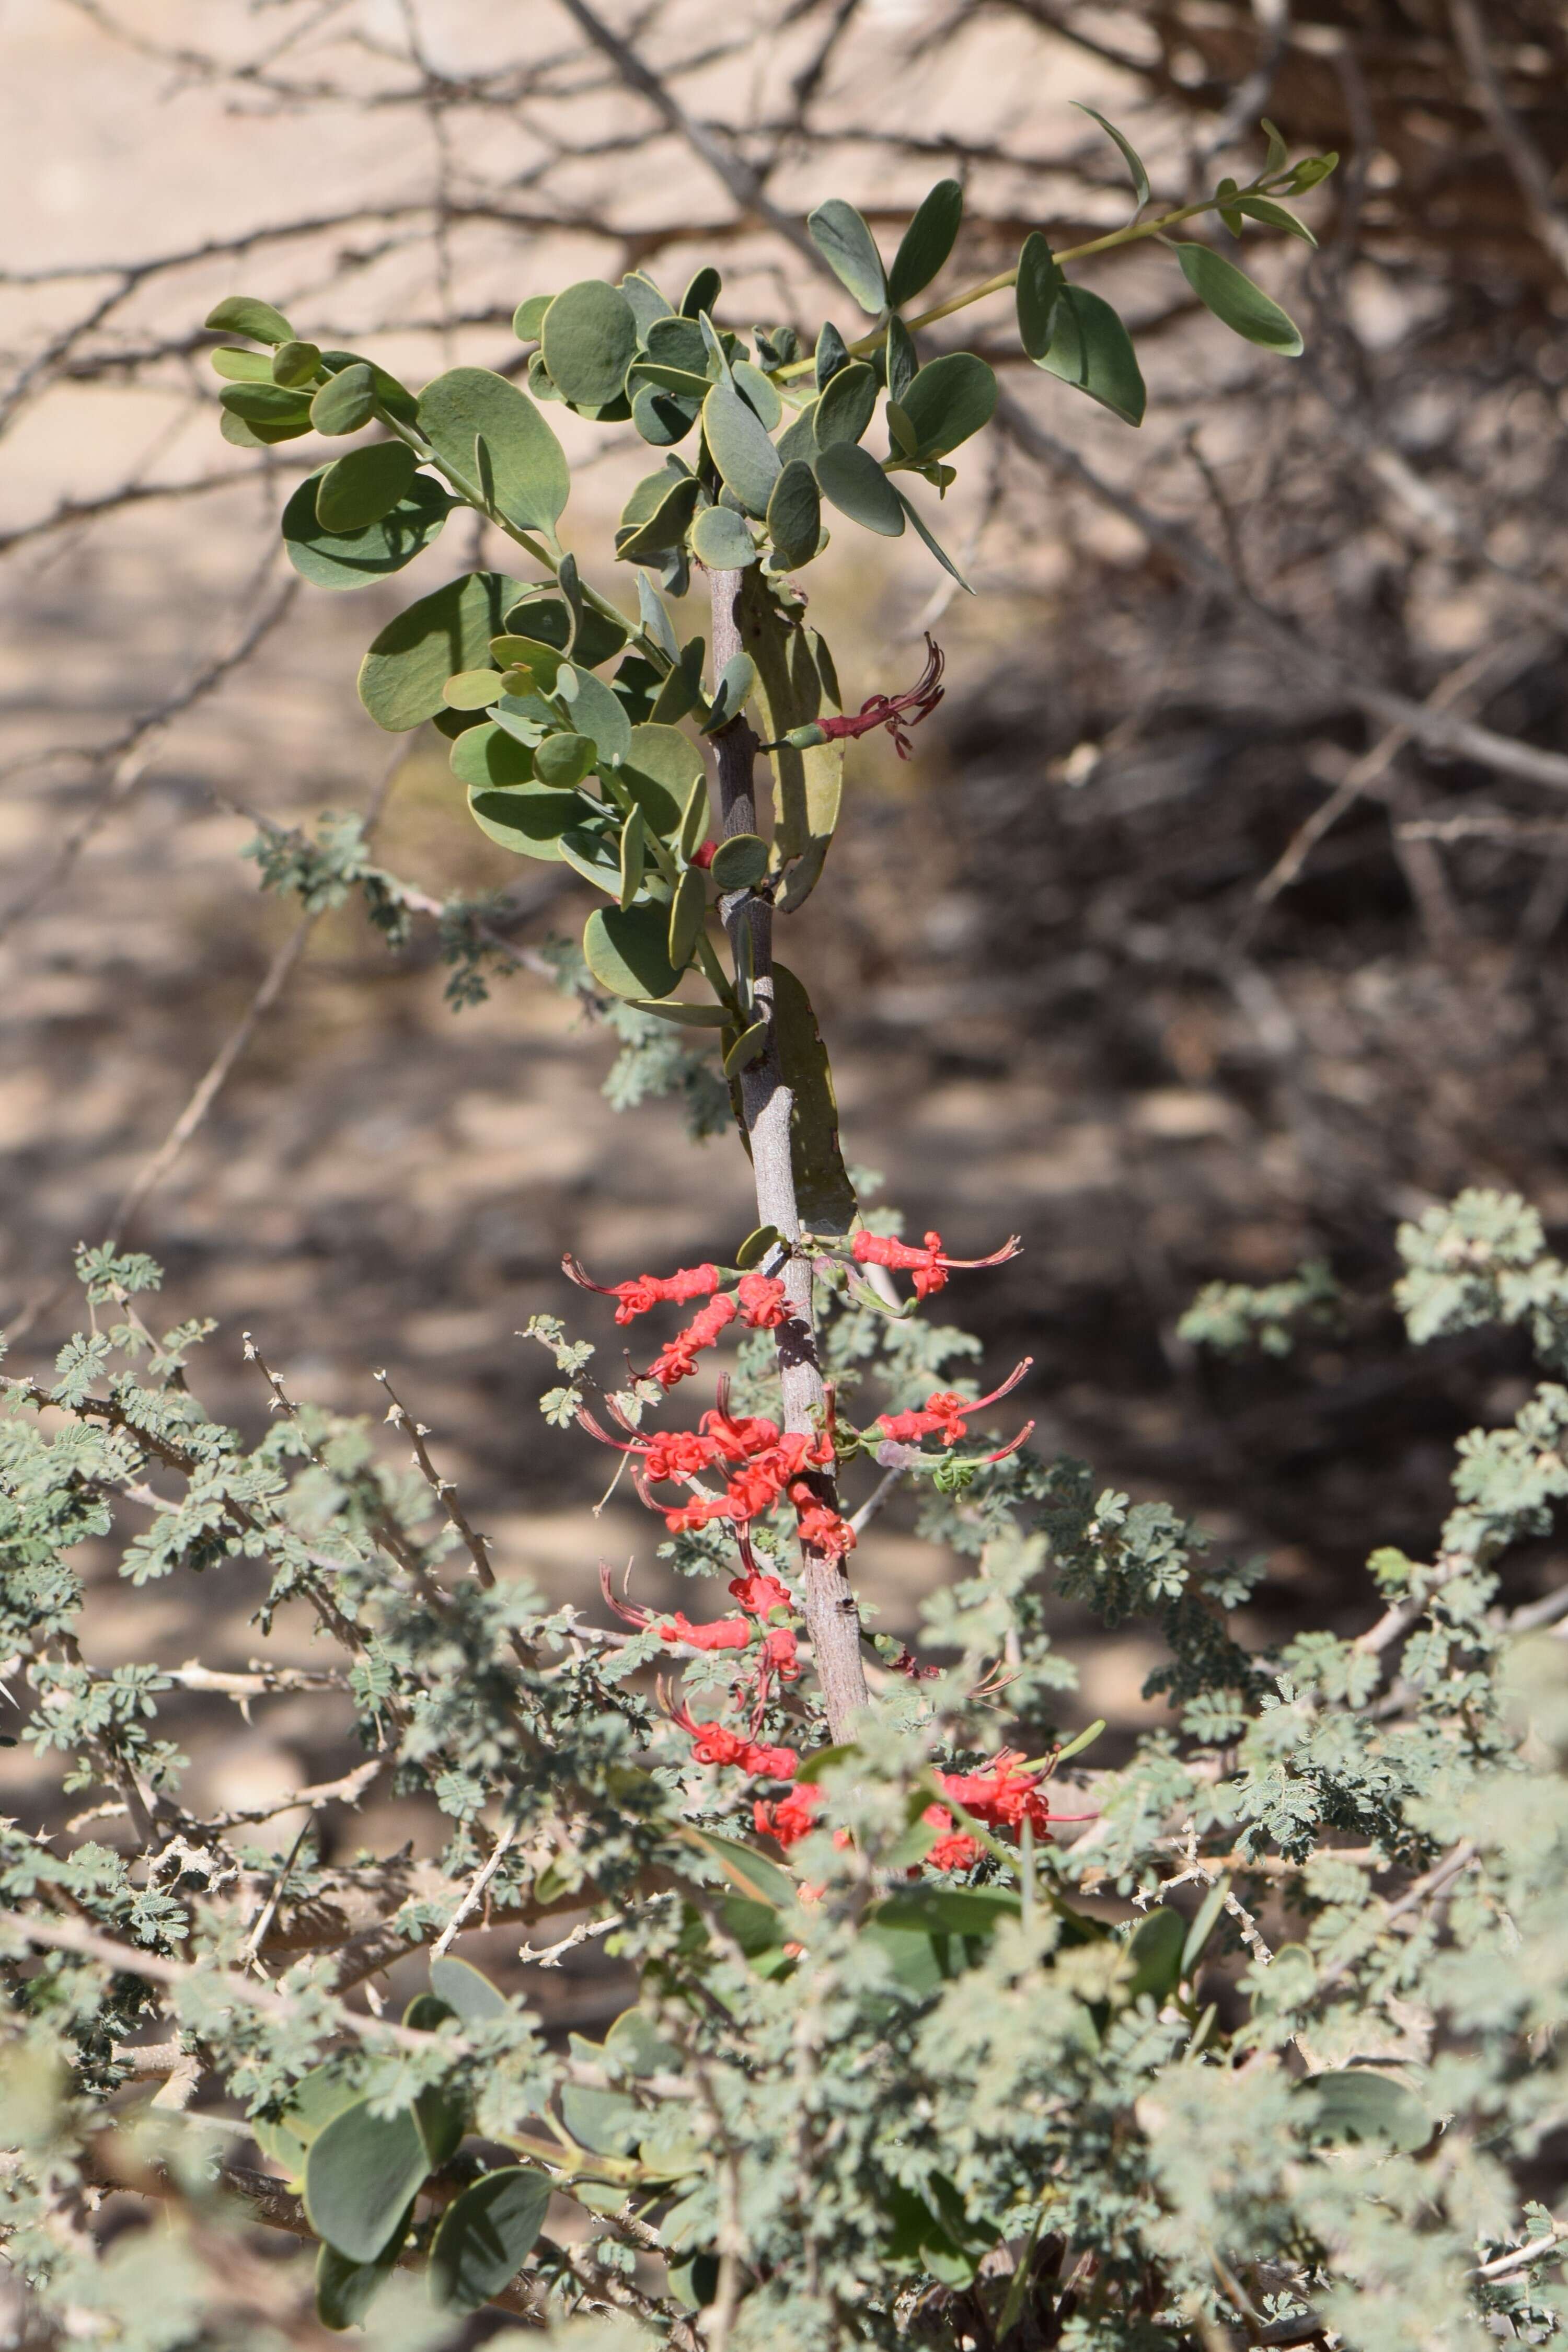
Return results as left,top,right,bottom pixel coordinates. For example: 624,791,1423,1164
851,1226,1023,1301
765,636,946,762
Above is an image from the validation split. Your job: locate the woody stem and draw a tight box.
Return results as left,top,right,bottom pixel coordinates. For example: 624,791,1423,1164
707,568,870,1742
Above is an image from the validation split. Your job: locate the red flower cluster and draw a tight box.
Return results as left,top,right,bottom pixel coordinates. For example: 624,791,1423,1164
851,1225,1021,1302
646,1293,736,1389
737,1271,789,1328
921,1806,982,1872
562,1259,721,1325
876,1362,1034,1449
754,1780,826,1849
730,1568,793,1616
673,1703,798,1779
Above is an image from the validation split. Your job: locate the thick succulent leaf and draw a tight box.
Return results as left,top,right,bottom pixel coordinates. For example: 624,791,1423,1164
766,462,822,571
541,280,639,407
737,568,841,902
773,962,857,1232
358,573,523,730
690,505,757,569
1174,243,1305,355
1031,286,1146,426
282,470,448,592
304,2100,430,2264
1015,231,1067,362
417,368,570,532
887,178,964,307
204,294,294,345
807,198,887,315
429,2167,552,2315
702,382,782,517
814,361,878,449
468,781,584,861
314,442,418,534
584,901,681,1000
895,351,997,457
815,440,905,536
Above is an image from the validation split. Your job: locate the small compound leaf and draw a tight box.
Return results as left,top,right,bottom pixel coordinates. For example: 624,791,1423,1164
310,362,377,436
702,382,781,517
1032,285,1146,426
541,280,639,408
204,294,294,345
816,440,905,537
417,368,570,532
315,2210,411,2332
1071,102,1151,211
469,781,584,861
584,901,681,999
773,961,857,1232
314,441,418,534
1174,241,1305,353
283,469,449,592
895,351,997,458
359,573,523,730
887,178,964,307
710,833,769,891
429,2167,552,2315
807,198,888,315
690,505,758,569
1016,230,1066,362
1302,2070,1433,2154
305,2100,430,2264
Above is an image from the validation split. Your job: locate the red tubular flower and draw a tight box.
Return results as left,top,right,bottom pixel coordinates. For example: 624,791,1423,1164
701,1409,781,1460
660,1612,751,1651
641,1429,724,1482
932,1749,1097,1838
672,1704,798,1778
737,1271,789,1329
563,1254,721,1325
664,1493,735,1535
755,1781,826,1849
768,636,946,762
645,1292,738,1389
743,1739,801,1780
922,1805,983,1872
730,1569,794,1618
875,1360,1034,1448
851,1227,1023,1301
791,1491,857,1560
761,1626,801,1678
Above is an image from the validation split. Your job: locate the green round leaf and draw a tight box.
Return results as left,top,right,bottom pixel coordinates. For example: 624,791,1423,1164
251,2065,361,2178
621,723,705,838
734,1223,781,1271
767,461,821,570
1173,242,1304,356
630,382,701,446
1032,285,1146,426
417,368,570,533
428,1954,512,2021
807,199,887,315
557,663,632,768
710,832,769,890
815,440,905,537
468,781,585,861
814,361,878,450
359,573,523,730
584,901,681,1000
702,382,782,518
429,2167,552,2315
896,351,997,457
617,473,701,564
540,280,639,409
620,269,673,336
304,2100,430,2264
204,294,294,345
535,732,598,787
512,293,552,342
888,179,964,308
1302,2070,1432,2153
210,346,272,382
272,339,322,389
310,362,377,436
1016,232,1066,363
733,360,783,432
680,264,722,319
221,409,304,449
502,593,627,670
449,722,534,789
314,441,418,534
218,382,313,426
282,470,449,592
443,669,505,711
315,2218,410,2331
690,505,758,570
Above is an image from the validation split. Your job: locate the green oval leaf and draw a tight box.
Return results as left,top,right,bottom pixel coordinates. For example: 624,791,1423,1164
210,346,273,382
702,382,782,518
272,338,322,389
1124,1905,1185,2003
1072,102,1151,212
895,351,997,458
814,360,878,450
468,781,585,862
668,866,706,969
428,1953,511,2022
503,593,627,670
429,2167,552,2315
535,732,598,787
888,178,964,307
710,832,769,891
358,573,523,730
251,2065,361,2179
417,368,570,532
315,2215,410,2331
815,440,905,537
1016,232,1066,362
630,381,701,446
310,362,377,436
314,441,418,534
218,382,313,426
733,360,783,432
681,264,722,319
724,1018,769,1076
690,505,757,570
541,280,638,408
558,663,632,768
584,901,681,1000
619,804,647,908
1032,286,1146,426
1234,194,1317,246
621,723,704,839
442,668,504,712
773,961,857,1231
204,294,294,346
616,474,702,565
450,721,534,790
282,470,449,592
702,652,757,733
767,460,822,570
305,2100,430,2264
807,199,888,315
1302,2070,1432,2153
735,1223,781,1270
1173,243,1304,356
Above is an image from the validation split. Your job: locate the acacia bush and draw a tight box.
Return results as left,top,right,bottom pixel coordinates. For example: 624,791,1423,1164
6,105,1568,2352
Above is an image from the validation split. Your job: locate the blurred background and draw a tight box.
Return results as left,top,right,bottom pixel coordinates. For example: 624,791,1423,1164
6,0,1568,1839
